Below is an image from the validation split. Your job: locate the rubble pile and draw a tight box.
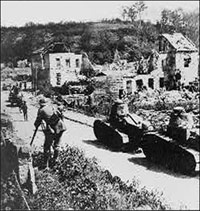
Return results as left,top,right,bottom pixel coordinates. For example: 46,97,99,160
135,109,171,131
129,90,199,112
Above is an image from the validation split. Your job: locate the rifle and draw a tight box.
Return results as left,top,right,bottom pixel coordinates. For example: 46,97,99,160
30,121,46,146
30,126,39,146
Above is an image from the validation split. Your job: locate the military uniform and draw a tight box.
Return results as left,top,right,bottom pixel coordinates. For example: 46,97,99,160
109,99,144,152
167,106,194,143
34,98,66,168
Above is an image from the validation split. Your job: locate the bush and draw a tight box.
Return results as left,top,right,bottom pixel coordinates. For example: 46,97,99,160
1,174,25,210
28,145,170,210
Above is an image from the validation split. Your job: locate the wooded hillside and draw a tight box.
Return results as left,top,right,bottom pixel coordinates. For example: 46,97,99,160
1,8,199,66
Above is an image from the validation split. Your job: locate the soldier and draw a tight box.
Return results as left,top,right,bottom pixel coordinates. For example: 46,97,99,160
109,99,150,153
24,81,27,91
34,98,67,169
85,92,95,114
18,93,24,113
19,82,22,90
167,106,194,143
20,101,28,121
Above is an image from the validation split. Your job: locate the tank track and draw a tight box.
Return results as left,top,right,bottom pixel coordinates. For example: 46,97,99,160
93,119,123,150
141,132,196,174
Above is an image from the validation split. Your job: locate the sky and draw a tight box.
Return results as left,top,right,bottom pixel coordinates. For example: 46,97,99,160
1,1,199,27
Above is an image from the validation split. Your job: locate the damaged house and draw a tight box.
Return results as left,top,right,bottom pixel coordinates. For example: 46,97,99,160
159,33,199,90
96,33,199,97
95,48,163,98
31,42,82,90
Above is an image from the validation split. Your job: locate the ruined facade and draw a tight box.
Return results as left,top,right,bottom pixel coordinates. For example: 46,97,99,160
159,33,199,90
123,68,164,95
96,48,163,97
94,67,164,99
100,33,199,96
31,43,82,90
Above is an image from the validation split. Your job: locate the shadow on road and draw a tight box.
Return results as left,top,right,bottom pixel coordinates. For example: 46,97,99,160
128,157,200,179
84,139,199,179
83,139,118,152
82,139,136,154
83,140,150,156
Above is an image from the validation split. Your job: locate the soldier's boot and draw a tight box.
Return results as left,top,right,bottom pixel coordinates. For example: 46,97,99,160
51,149,59,167
53,150,58,160
43,150,51,170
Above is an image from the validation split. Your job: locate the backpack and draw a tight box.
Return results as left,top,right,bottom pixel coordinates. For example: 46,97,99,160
49,108,61,127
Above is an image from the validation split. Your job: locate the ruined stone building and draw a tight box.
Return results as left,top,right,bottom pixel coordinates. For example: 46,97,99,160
95,48,163,97
159,33,199,90
31,42,82,90
95,33,199,97
31,33,199,95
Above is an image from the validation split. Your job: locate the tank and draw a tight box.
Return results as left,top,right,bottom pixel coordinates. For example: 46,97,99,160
8,91,23,107
93,107,199,175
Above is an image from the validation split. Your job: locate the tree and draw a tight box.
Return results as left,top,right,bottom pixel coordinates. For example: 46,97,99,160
122,5,138,23
122,1,147,28
182,10,199,48
134,1,147,28
157,8,199,48
158,8,186,34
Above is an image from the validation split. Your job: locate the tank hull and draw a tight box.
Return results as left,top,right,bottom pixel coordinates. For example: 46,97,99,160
141,133,196,174
93,119,124,150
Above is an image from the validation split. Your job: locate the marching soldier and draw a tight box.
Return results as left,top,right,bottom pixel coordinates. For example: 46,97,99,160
34,98,67,169
20,100,28,121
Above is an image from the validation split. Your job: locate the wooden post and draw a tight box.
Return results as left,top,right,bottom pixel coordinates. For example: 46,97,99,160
35,67,38,96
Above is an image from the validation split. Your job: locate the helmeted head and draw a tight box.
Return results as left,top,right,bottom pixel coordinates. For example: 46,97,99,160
57,102,64,111
39,98,47,107
111,99,128,117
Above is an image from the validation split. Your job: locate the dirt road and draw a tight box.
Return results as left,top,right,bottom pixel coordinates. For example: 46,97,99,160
1,90,199,210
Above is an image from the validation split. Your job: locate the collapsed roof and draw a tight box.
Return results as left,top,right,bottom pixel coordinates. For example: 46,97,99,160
162,33,198,52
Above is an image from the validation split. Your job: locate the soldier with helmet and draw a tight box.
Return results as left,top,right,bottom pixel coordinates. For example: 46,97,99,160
34,97,67,169
109,99,150,153
167,106,194,143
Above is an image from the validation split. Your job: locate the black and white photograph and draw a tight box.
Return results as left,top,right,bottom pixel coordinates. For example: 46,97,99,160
1,1,199,210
